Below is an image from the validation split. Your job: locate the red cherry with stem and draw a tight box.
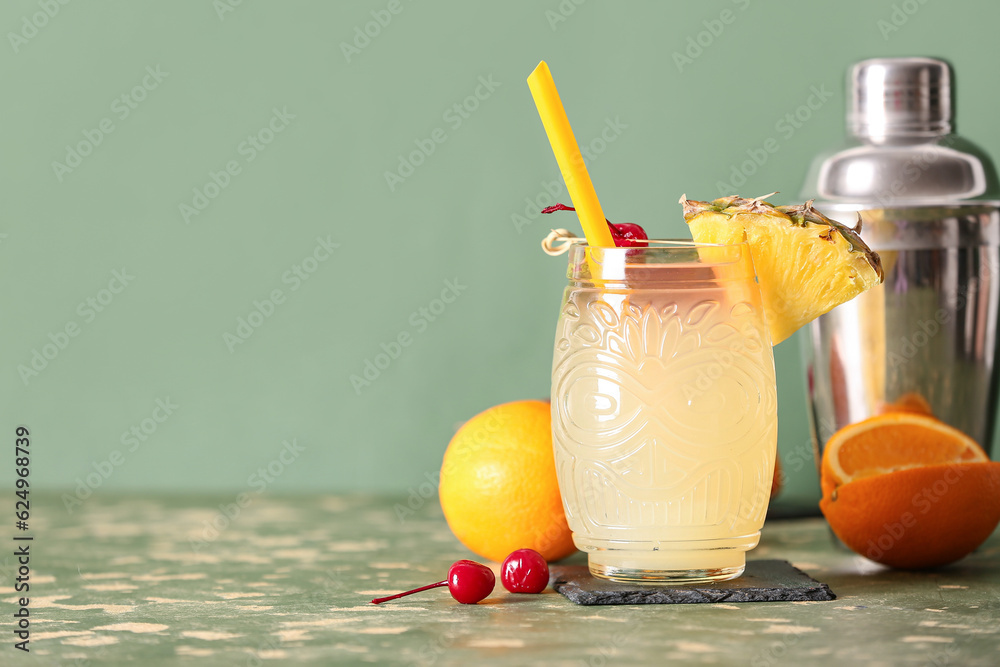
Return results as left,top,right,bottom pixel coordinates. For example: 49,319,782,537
446,560,496,604
370,560,495,605
501,548,550,594
540,203,647,248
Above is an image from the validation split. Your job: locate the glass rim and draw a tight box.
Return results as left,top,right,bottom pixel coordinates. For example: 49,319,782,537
564,239,756,281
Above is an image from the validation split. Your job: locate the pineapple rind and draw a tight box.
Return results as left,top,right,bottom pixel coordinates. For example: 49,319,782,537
777,201,885,282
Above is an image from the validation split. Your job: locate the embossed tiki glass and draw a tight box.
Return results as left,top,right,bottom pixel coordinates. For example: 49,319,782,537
551,241,778,584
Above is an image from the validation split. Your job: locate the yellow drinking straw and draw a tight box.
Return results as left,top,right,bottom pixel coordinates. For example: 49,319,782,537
527,61,616,248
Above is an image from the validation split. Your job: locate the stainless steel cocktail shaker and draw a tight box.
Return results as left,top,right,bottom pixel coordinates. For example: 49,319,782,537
800,57,1000,461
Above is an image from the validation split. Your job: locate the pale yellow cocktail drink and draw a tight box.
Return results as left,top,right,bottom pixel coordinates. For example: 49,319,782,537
551,241,777,583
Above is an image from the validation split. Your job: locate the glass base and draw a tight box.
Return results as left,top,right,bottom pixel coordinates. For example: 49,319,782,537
577,533,758,585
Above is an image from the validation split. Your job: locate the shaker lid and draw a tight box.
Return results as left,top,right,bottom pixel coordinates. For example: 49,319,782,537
849,57,951,138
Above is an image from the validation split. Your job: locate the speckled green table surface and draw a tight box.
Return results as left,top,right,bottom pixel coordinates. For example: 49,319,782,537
3,493,999,666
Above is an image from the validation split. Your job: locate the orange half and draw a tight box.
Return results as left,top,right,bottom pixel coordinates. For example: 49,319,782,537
820,462,1000,569
820,413,987,499
819,413,1000,569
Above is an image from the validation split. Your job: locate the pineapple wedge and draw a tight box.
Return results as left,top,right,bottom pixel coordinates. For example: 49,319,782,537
680,194,883,345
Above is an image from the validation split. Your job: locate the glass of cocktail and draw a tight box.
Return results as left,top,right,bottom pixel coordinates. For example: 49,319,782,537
551,240,778,584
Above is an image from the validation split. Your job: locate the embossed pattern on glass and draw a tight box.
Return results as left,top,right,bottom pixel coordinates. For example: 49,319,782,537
550,243,777,583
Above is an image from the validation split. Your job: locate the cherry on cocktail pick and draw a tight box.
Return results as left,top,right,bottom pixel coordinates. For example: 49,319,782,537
610,223,649,247
541,203,648,248
500,548,550,594
370,560,495,605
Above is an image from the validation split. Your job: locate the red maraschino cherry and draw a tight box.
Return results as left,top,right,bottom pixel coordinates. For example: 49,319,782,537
500,548,550,594
370,560,495,605
610,222,648,247
540,203,648,248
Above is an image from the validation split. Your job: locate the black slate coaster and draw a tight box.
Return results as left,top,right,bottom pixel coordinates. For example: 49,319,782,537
551,559,835,605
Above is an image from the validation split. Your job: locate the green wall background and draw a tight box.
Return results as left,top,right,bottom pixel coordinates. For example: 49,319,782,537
3,0,999,512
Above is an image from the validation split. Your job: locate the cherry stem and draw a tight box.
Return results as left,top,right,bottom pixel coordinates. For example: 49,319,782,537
370,581,447,605
541,203,576,215
541,202,615,229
